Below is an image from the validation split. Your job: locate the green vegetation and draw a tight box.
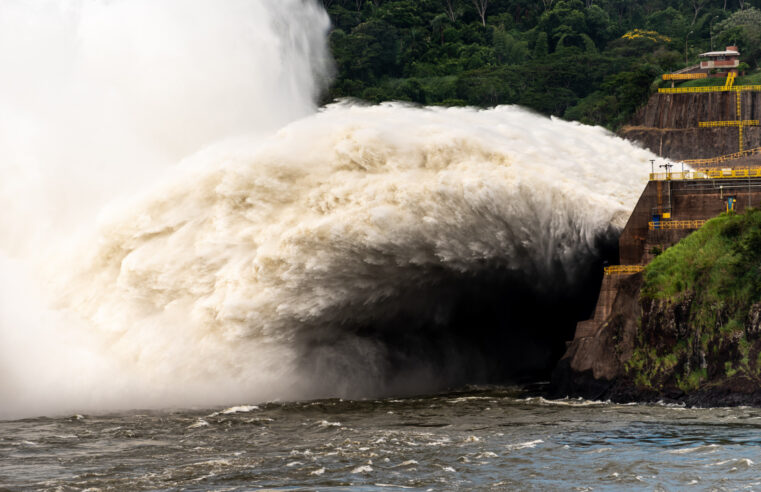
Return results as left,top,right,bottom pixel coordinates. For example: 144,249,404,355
642,209,761,302
324,1,761,130
679,68,761,87
627,209,761,393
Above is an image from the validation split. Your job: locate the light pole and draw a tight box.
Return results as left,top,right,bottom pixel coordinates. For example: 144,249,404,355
660,162,674,215
710,16,719,51
685,30,694,66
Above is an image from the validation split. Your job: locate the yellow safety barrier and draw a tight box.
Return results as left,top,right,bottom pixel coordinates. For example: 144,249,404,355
683,147,761,166
604,265,645,275
658,85,761,94
738,92,745,152
699,120,759,127
650,168,761,180
724,72,736,89
696,92,757,153
648,220,707,230
662,73,707,80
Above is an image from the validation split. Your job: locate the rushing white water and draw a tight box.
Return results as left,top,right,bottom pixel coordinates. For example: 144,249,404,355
0,0,330,253
0,1,657,418
0,0,331,417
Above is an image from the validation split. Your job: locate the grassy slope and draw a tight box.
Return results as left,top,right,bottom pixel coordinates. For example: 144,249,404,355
627,209,761,393
677,68,761,87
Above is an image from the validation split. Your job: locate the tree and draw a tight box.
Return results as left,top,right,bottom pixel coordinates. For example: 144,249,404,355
537,0,589,49
494,31,529,64
645,7,686,37
331,19,399,81
564,91,618,126
443,0,461,22
689,0,709,25
586,5,613,46
534,31,549,58
323,0,761,129
456,67,517,106
715,7,761,66
581,33,598,54
471,0,488,26
431,14,450,45
541,0,555,11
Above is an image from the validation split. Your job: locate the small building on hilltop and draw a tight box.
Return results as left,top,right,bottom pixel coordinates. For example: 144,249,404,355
699,45,740,75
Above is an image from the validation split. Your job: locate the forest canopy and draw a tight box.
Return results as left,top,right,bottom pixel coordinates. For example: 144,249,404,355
322,0,761,129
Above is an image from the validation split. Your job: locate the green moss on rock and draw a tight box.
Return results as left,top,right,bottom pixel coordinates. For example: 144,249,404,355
628,209,761,394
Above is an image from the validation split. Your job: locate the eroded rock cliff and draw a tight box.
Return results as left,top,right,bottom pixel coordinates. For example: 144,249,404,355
552,273,642,400
553,210,761,406
620,91,761,162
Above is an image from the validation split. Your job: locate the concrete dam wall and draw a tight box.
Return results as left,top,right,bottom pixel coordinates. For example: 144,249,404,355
620,92,761,162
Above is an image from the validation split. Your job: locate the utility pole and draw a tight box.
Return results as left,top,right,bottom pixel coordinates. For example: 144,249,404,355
710,16,719,51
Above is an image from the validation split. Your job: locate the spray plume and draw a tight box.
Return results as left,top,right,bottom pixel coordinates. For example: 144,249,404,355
0,1,656,419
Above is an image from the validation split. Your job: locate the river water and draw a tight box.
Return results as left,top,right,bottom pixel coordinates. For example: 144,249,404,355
2,388,761,491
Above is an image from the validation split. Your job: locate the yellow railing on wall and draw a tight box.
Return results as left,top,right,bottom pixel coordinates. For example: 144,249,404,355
699,120,759,128
683,147,761,166
648,219,707,230
604,265,645,275
650,167,761,181
662,73,708,80
658,85,761,94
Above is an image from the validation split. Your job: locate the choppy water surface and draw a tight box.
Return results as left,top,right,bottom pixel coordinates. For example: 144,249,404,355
3,389,761,491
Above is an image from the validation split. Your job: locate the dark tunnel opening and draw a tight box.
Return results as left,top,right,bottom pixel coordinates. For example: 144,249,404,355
296,230,620,397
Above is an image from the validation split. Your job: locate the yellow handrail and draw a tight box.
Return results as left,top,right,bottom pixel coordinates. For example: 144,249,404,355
658,85,761,94
648,219,706,230
683,147,761,165
698,120,759,128
662,73,707,80
650,168,761,181
604,265,645,275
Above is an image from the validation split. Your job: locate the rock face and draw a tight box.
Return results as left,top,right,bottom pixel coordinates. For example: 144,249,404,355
553,211,761,406
611,290,761,407
619,92,761,162
747,302,761,339
552,273,642,399
553,277,761,406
